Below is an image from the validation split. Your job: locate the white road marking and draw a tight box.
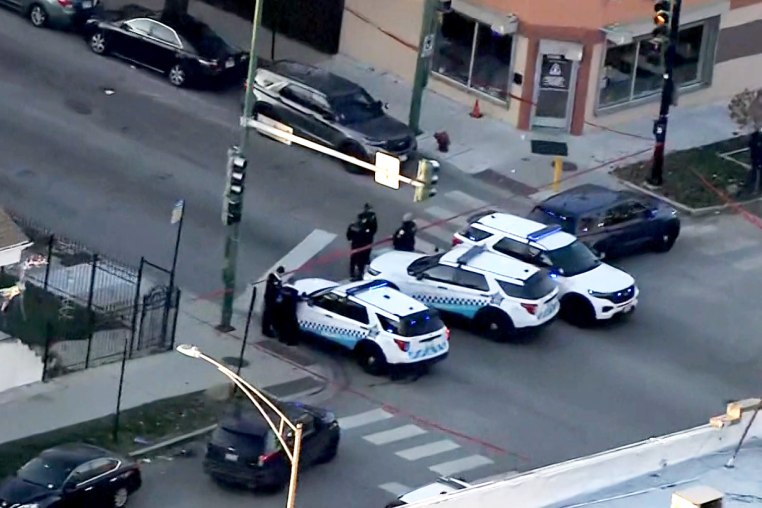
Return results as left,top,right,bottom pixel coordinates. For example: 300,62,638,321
424,205,469,228
697,237,758,256
732,253,762,271
378,482,411,496
420,224,459,244
444,190,492,210
363,424,426,445
338,408,394,430
678,223,718,237
396,439,461,461
429,455,494,476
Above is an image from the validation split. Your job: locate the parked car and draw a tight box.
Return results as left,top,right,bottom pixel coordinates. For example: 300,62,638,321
0,0,98,29
203,401,340,492
0,443,142,508
287,278,449,375
83,5,248,87
248,60,417,172
453,211,638,325
385,476,472,507
529,184,681,259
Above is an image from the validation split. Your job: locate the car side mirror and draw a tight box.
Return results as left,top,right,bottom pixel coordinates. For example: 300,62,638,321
321,110,335,121
383,102,390,110
415,272,425,280
120,22,130,30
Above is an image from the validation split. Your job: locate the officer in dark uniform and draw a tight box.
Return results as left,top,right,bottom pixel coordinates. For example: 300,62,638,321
358,203,378,237
277,286,301,346
347,219,374,281
261,266,285,338
393,213,417,252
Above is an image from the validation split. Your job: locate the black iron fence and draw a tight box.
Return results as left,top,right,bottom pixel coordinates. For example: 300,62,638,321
1,216,179,380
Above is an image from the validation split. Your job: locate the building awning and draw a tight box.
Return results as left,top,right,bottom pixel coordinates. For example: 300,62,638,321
603,0,729,45
0,209,30,253
452,0,518,35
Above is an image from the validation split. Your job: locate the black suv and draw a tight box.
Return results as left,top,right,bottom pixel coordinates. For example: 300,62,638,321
203,401,340,491
249,60,417,172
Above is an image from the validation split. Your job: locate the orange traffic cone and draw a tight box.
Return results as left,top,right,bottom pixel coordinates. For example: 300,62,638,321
470,99,483,118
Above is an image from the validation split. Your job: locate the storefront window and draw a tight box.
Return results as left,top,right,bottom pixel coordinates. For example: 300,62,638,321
598,19,713,109
433,11,513,102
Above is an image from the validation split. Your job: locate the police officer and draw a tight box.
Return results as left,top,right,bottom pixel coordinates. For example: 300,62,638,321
358,203,378,238
347,219,374,281
393,213,417,252
277,286,300,346
261,266,284,338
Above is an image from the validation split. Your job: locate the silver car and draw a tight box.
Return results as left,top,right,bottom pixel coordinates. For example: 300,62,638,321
0,0,99,28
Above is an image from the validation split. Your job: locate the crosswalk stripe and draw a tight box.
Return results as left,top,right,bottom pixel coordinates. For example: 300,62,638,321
378,482,410,496
444,190,491,210
424,205,469,228
679,223,718,237
338,409,393,430
396,439,461,461
363,424,426,445
429,455,494,476
698,237,758,256
732,253,762,271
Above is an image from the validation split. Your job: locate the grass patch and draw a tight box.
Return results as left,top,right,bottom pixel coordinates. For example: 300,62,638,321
0,389,230,478
615,136,750,208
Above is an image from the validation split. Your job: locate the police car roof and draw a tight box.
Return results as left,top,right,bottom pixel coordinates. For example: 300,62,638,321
337,280,428,317
442,245,540,281
475,212,576,250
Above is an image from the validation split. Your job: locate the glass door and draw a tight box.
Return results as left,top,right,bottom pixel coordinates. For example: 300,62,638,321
532,53,577,130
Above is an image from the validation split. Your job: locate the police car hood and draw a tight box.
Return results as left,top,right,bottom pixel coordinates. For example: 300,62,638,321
567,262,634,293
369,251,427,276
288,278,337,297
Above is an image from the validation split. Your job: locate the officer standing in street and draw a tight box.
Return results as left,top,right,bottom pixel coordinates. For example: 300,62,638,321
358,203,378,238
277,286,301,346
393,213,417,252
261,266,285,338
347,218,374,281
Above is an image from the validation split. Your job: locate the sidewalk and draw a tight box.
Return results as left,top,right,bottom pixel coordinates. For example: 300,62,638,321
0,289,328,445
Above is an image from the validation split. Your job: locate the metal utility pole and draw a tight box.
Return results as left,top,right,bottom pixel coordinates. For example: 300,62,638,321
408,0,441,135
219,0,265,331
647,0,682,187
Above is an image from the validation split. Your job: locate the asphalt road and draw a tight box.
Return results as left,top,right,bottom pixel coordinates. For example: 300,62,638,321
4,8,762,507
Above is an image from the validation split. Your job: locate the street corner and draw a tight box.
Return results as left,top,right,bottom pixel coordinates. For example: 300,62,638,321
250,338,333,399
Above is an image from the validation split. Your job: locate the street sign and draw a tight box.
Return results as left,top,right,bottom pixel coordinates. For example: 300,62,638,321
256,114,293,145
374,152,401,189
421,33,435,58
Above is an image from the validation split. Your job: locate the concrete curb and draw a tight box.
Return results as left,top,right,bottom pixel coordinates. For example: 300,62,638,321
618,179,762,216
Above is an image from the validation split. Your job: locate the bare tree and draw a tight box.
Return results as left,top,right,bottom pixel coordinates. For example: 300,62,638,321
728,88,762,133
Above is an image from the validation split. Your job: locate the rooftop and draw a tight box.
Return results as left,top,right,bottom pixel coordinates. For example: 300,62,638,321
540,184,624,215
271,60,360,97
442,245,538,281
0,209,30,251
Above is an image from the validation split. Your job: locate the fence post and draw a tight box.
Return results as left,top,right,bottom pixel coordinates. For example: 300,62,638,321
128,258,144,359
169,288,181,351
41,321,52,382
43,235,54,290
84,253,99,368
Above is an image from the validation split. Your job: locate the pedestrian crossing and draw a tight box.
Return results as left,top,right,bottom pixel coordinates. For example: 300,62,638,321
413,190,495,255
337,407,505,497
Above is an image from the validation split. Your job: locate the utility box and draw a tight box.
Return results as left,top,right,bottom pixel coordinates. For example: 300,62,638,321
671,486,723,508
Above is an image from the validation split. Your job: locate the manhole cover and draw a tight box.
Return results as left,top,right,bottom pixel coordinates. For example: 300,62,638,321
221,356,249,368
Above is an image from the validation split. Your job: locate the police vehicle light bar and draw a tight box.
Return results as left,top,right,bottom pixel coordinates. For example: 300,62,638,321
456,245,486,265
345,279,392,296
527,225,562,242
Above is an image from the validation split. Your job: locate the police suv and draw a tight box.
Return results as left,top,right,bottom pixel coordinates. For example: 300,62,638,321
453,211,638,326
365,244,560,340
286,278,449,375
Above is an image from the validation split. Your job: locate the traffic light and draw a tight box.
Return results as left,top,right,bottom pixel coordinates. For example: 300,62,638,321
223,145,247,225
652,0,672,38
414,159,440,202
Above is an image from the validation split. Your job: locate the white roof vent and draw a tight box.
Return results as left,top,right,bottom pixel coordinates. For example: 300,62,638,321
671,486,723,508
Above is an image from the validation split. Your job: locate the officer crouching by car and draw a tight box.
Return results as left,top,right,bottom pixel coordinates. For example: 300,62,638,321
393,213,417,252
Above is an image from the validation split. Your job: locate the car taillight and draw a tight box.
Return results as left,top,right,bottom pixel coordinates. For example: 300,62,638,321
521,303,538,315
257,451,278,466
452,236,463,246
394,339,410,352
444,327,450,341
57,0,72,6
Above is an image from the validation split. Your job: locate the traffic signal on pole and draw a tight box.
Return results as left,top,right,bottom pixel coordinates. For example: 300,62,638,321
414,159,440,202
223,145,247,225
652,0,671,38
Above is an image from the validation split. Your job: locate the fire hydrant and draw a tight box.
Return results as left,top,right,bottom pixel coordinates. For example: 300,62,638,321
434,131,450,153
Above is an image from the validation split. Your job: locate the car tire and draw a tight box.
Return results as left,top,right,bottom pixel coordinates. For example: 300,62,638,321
476,308,515,341
355,342,387,375
89,31,108,55
316,437,339,464
560,294,596,327
168,63,188,87
112,487,129,508
340,142,369,174
653,223,679,253
28,3,47,27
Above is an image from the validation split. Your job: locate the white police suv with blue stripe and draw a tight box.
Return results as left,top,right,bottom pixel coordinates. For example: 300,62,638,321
287,278,449,375
365,245,560,341
452,211,638,326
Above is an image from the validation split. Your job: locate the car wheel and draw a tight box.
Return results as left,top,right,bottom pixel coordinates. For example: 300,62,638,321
356,342,387,375
340,142,369,174
112,487,129,508
316,437,339,464
28,4,47,27
168,63,187,87
653,223,679,253
476,309,514,341
560,294,596,327
89,31,108,55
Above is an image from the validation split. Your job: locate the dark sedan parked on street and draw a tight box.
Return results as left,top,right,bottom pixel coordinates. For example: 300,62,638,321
204,401,340,492
249,61,418,172
529,184,681,259
83,5,248,87
0,443,142,508
0,0,98,29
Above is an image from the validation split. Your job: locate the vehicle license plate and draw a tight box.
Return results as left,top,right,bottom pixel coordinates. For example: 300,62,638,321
225,58,235,68
224,453,239,462
539,301,557,319
398,154,408,162
82,1,92,7
621,304,633,314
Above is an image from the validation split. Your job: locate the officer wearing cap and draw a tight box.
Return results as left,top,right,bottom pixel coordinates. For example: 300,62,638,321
393,213,417,252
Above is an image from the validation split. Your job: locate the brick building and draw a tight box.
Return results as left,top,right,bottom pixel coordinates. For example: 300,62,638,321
338,0,762,135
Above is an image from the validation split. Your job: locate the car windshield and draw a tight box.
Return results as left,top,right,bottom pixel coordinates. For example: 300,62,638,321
407,253,444,275
545,240,600,276
330,91,382,124
17,456,74,488
400,310,444,337
497,271,557,300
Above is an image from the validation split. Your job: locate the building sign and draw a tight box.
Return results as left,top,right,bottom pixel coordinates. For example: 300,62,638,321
540,55,572,91
421,33,435,58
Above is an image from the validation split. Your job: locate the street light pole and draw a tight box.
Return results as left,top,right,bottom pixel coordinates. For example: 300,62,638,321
408,0,440,135
220,0,265,331
647,0,682,187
